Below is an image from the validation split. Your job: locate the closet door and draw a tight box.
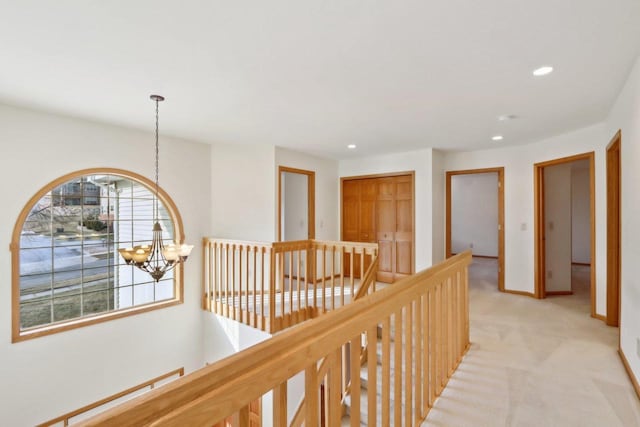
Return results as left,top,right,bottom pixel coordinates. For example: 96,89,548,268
342,179,360,277
342,174,413,283
394,175,413,280
376,178,395,283
376,176,413,283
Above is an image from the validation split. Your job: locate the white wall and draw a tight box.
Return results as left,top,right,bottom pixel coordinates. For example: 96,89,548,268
571,165,591,264
432,149,446,264
0,103,211,426
339,149,435,270
451,173,499,257
605,55,640,384
210,142,276,242
442,123,608,312
544,163,572,292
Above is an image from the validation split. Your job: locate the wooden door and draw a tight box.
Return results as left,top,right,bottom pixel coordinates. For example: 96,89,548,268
342,173,414,284
342,179,376,277
394,176,413,280
376,178,395,283
342,180,361,277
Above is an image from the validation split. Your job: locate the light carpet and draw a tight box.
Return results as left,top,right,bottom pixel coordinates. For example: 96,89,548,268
422,257,640,427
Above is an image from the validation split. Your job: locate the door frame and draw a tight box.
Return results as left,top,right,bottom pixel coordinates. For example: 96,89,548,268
278,166,315,241
340,171,416,277
533,152,596,316
446,167,505,291
606,131,621,327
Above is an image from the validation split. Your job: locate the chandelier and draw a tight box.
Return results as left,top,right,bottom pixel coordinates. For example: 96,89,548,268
118,95,193,281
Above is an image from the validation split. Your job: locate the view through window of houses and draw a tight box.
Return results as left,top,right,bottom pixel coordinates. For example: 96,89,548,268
19,173,175,330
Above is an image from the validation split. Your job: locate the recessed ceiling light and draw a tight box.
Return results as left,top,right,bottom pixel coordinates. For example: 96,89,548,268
498,114,518,121
347,144,357,149
533,66,553,76
492,135,504,141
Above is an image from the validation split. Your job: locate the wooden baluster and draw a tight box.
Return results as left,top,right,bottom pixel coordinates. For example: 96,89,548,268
239,405,250,427
213,242,218,313
331,246,336,310
216,243,221,314
350,336,362,427
422,292,430,417
269,247,276,333
297,249,302,317
238,244,243,321
328,348,342,426
459,268,465,359
304,249,309,311
443,277,449,379
360,250,364,282
232,244,238,321
367,325,377,427
322,245,326,313
414,296,422,424
289,250,294,316
463,265,470,348
382,316,391,426
429,288,436,406
203,240,209,311
394,308,402,426
273,382,287,427
305,364,319,427
405,304,412,426
225,244,230,318
448,276,454,377
458,269,462,360
261,247,266,330
341,342,348,394
245,245,250,325
373,249,378,293
253,246,257,328
280,251,285,322
452,271,459,366
350,247,355,296
438,282,445,393
312,245,317,313
340,247,345,305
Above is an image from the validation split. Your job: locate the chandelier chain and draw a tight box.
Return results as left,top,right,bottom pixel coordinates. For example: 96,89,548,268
118,94,193,282
155,98,159,198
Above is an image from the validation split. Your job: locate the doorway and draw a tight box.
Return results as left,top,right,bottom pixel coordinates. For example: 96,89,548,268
446,168,505,291
278,166,315,241
341,172,415,283
606,131,621,327
534,152,596,316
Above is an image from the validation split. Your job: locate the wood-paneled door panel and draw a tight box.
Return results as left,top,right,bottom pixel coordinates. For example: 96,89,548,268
394,176,413,280
341,173,414,283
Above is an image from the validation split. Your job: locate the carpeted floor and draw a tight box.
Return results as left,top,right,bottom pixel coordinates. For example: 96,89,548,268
422,257,640,427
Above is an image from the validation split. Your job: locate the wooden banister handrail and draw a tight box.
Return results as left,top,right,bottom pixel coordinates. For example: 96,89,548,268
79,251,471,427
38,368,184,427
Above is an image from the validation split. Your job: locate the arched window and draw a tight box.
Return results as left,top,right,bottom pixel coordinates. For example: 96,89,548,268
11,168,185,342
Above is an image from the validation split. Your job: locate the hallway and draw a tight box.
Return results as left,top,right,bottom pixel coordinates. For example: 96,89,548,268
422,258,640,426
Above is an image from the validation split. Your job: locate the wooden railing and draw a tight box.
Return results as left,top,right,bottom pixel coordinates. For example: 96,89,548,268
78,251,471,427
202,238,379,333
38,368,184,427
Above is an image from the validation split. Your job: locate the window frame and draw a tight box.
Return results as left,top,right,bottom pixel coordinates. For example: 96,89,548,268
11,168,185,343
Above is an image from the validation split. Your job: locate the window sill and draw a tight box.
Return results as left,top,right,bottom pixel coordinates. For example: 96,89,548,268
12,298,183,343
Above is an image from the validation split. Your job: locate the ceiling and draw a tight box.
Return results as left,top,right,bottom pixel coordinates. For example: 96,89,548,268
1,1,639,159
